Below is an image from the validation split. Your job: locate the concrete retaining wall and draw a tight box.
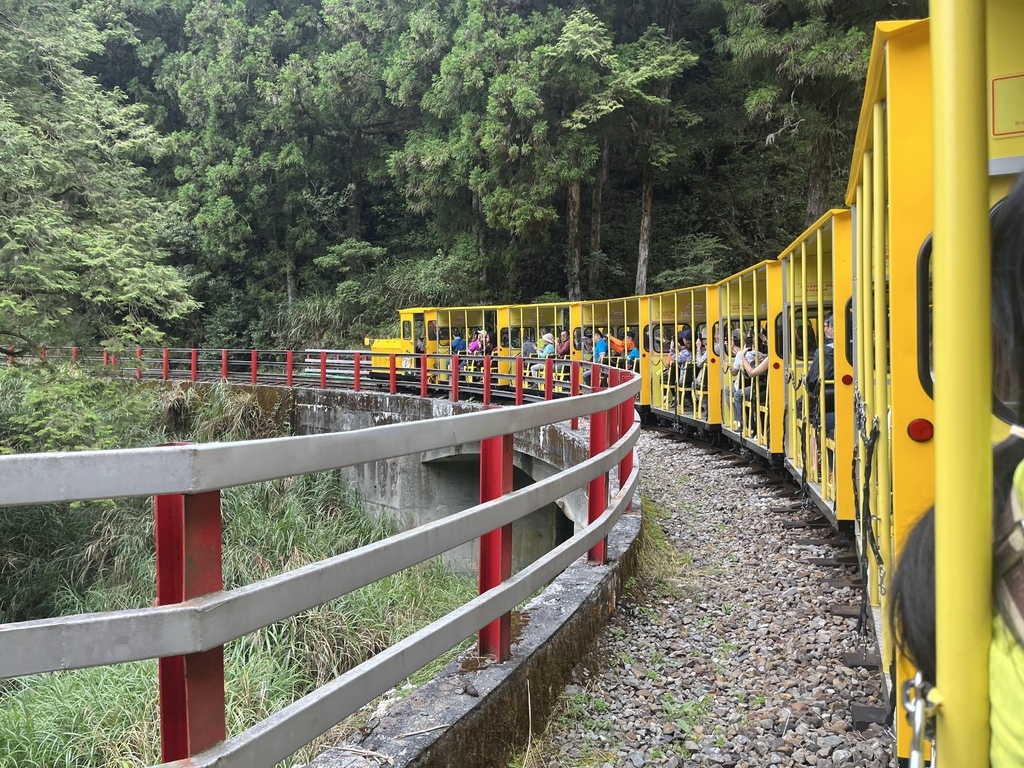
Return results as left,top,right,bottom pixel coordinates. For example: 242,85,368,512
292,389,590,574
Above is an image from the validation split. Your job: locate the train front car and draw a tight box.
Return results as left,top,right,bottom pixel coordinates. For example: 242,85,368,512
717,261,784,462
646,285,719,435
777,211,854,525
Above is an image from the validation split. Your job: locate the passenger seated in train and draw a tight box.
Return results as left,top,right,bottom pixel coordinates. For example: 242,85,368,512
522,334,537,358
676,330,693,408
806,315,835,433
805,315,835,482
449,328,466,370
626,331,640,371
555,330,572,379
582,329,607,385
556,330,571,359
450,328,466,355
738,342,768,435
728,331,744,429
891,174,1024,766
732,333,760,430
693,332,709,418
531,332,556,381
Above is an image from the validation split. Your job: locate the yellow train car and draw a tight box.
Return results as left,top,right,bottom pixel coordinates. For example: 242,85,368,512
369,306,501,382
575,296,650,403
646,286,720,430
716,261,784,461
777,210,854,524
849,7,1024,760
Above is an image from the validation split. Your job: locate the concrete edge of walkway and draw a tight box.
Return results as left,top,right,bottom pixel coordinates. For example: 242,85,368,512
306,510,644,768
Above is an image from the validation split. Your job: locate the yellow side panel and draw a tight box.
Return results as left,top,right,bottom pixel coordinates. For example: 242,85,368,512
765,262,785,455
831,212,856,522
886,24,935,760
706,285,722,427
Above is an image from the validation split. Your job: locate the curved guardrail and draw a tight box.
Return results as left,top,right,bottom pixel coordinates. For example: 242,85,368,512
0,349,641,768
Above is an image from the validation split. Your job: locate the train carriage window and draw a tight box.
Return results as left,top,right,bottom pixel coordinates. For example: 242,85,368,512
510,328,522,348
779,309,820,361
918,219,1017,421
500,328,510,348
402,320,412,341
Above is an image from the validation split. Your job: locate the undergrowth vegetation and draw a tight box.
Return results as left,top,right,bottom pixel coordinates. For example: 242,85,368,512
0,366,475,766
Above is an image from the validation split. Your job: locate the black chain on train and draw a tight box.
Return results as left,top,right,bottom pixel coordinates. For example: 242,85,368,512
790,372,810,492
853,389,885,634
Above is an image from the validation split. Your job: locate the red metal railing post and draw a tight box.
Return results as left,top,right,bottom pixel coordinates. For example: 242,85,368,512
515,356,524,405
40,347,46,361
478,433,514,661
249,350,257,385
137,348,143,380
353,352,361,391
588,406,608,564
451,355,460,402
389,354,397,394
421,353,428,398
286,350,294,387
619,374,635,513
155,463,225,761
220,350,228,381
607,369,619,447
72,347,78,367
190,349,198,382
319,351,327,389
570,362,580,430
483,356,492,405
544,357,554,400
103,350,109,367
590,362,601,392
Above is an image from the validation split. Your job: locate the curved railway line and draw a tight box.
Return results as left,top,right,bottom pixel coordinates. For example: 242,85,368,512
515,429,890,768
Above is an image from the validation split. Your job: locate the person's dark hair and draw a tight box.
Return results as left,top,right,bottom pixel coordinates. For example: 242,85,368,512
891,174,1024,683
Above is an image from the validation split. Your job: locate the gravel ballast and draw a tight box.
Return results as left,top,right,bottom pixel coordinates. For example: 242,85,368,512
527,429,893,768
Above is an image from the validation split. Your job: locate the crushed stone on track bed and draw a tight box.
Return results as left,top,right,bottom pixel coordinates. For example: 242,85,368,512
531,429,891,768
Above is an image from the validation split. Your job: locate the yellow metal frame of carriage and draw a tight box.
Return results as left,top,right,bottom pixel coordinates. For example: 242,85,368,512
574,295,650,401
777,210,854,525
849,6,1024,760
370,306,502,383
847,20,935,758
715,261,784,461
499,302,574,389
646,285,717,428
927,1,1024,763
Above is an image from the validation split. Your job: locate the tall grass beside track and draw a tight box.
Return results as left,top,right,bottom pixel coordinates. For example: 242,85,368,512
0,369,476,767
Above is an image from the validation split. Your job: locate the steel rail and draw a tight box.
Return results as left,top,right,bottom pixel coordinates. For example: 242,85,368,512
0,415,639,676
159,460,641,768
0,376,639,507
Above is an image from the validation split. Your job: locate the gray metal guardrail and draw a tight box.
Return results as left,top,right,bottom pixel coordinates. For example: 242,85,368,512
0,356,641,768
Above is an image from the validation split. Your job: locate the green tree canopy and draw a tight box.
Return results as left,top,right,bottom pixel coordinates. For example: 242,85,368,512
0,0,197,351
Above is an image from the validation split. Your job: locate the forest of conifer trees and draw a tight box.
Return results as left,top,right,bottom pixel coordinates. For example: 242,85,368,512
0,0,928,350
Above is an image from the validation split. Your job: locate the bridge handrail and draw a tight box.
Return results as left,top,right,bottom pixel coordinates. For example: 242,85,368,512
1,379,634,506
0,351,640,768
0,418,638,676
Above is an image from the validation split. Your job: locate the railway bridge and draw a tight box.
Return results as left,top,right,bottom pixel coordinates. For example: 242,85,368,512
0,347,643,768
